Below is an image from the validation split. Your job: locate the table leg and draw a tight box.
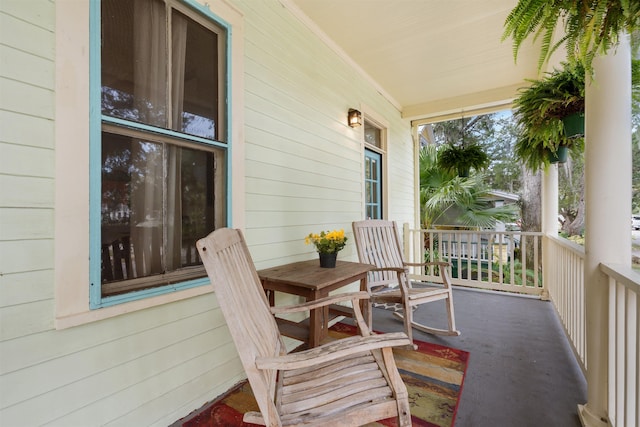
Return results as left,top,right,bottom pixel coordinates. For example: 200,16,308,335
267,289,275,307
309,302,322,348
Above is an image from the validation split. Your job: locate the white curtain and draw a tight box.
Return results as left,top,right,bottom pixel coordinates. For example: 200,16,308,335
167,11,188,270
131,0,166,277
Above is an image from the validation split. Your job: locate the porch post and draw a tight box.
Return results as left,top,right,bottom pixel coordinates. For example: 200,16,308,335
541,165,558,301
580,35,632,426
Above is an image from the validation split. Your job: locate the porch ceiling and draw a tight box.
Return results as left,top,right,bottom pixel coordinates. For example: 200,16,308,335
286,0,549,122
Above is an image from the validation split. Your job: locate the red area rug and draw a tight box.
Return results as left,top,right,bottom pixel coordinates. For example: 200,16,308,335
178,323,469,427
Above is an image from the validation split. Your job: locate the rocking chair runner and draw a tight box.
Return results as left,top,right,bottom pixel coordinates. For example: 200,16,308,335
352,220,460,347
196,228,412,427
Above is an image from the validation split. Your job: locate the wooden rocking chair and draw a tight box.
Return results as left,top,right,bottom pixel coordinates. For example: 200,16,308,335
196,228,412,427
352,220,460,347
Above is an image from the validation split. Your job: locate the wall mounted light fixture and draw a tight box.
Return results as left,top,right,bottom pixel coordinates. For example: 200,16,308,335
348,109,362,127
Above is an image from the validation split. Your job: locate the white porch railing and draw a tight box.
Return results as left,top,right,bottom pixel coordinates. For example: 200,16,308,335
601,263,639,427
402,225,639,427
402,224,544,296
546,235,586,371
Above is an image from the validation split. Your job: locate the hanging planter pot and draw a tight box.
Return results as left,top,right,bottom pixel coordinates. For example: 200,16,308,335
546,145,569,164
562,112,584,138
457,167,470,178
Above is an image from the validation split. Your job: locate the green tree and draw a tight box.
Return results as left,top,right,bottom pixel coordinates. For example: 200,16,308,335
430,115,495,147
483,114,522,193
558,154,585,235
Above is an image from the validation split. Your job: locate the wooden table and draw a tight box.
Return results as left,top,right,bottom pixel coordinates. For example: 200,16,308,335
258,259,374,347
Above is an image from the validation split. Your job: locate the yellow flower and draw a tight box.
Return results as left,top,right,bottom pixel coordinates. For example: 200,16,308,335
304,229,348,254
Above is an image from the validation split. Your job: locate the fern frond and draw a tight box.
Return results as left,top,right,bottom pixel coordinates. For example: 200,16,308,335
503,0,640,74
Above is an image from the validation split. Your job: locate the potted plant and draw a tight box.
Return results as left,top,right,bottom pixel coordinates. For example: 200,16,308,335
503,0,640,75
512,62,585,170
305,229,348,268
437,143,490,177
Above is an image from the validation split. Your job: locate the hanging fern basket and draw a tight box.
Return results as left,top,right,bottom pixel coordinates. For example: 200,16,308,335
562,112,585,138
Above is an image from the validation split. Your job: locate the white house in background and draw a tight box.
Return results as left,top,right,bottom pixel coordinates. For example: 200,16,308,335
487,189,519,232
0,0,633,426
486,189,519,207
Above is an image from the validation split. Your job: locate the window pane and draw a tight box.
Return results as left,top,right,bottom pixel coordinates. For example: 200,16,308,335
370,158,378,180
366,206,374,219
101,0,167,127
172,9,221,140
180,146,220,265
101,133,164,284
364,121,381,148
101,131,223,291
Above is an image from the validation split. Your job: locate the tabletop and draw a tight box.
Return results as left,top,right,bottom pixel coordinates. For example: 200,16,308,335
257,259,375,291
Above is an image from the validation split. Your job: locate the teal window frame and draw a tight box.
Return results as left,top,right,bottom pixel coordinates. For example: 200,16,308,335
88,0,233,309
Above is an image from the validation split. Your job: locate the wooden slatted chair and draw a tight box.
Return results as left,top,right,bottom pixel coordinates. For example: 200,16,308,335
352,219,460,347
196,228,412,427
101,237,133,282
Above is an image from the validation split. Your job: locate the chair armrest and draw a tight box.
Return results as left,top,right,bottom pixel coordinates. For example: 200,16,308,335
371,266,406,274
404,261,451,268
255,332,410,370
269,291,369,315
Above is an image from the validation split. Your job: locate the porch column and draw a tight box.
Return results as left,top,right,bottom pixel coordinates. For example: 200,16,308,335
541,165,558,300
580,35,632,426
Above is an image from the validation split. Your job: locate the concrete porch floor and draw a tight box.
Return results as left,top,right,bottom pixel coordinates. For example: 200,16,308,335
368,286,587,427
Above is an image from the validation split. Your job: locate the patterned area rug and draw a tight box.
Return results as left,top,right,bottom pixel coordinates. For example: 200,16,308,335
372,302,415,312
178,323,469,427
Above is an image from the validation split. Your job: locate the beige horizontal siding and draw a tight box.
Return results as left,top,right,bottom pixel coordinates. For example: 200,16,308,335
0,79,54,119
0,294,235,426
0,143,54,177
0,239,53,276
0,0,54,32
0,44,54,89
0,298,54,341
0,110,54,149
0,208,53,240
1,294,221,375
0,175,54,208
0,10,54,59
1,310,227,408
0,270,54,307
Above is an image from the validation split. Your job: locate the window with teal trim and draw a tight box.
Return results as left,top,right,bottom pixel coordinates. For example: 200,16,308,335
97,0,228,300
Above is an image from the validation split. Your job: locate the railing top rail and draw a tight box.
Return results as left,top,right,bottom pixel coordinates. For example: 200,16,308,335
601,263,640,293
547,234,585,256
412,228,543,237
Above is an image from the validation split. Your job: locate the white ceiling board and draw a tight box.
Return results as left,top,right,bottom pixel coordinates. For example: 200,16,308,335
286,0,545,120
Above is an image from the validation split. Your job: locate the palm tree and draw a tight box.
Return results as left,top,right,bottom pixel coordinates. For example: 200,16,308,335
419,145,518,230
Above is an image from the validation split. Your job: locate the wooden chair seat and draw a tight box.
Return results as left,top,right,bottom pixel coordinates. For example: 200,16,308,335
353,220,461,348
371,285,451,303
196,228,412,427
